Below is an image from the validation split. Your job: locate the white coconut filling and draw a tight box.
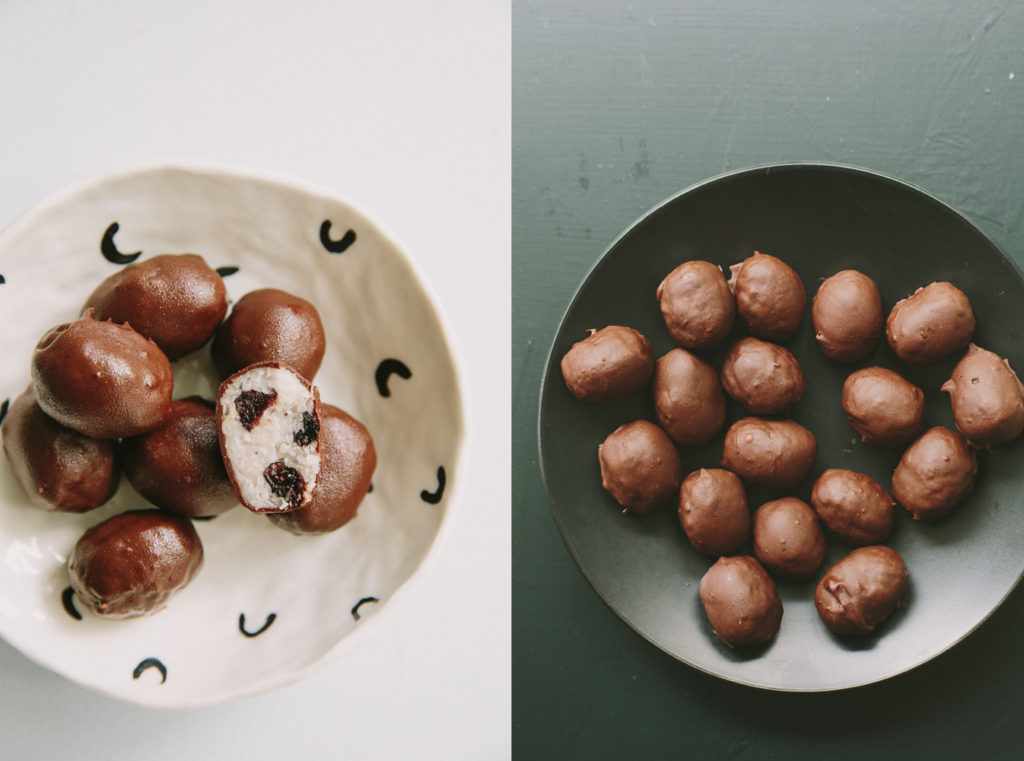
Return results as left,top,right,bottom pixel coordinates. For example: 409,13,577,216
219,366,321,511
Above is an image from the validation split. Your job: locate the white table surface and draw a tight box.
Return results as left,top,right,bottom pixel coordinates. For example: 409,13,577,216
0,2,510,759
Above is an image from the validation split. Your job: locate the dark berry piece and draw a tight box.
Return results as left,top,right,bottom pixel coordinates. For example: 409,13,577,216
293,411,320,446
263,461,306,508
235,389,277,431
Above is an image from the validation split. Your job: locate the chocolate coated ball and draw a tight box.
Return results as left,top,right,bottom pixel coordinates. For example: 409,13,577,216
812,269,883,362
656,260,735,349
598,420,682,515
885,281,975,365
841,366,925,446
891,426,977,521
678,468,750,557
722,417,817,490
653,348,725,446
728,251,806,341
560,325,653,403
720,337,806,415
941,344,1024,449
700,556,783,647
814,545,908,635
753,497,826,579
810,469,894,545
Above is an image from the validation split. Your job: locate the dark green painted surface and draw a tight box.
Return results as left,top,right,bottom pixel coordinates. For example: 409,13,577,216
512,1,1024,758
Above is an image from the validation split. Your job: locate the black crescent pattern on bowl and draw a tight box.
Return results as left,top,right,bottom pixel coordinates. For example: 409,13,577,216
238,612,276,638
100,222,142,264
132,657,167,684
319,220,357,253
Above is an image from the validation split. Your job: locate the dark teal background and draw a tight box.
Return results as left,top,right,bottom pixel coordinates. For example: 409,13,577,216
512,1,1024,758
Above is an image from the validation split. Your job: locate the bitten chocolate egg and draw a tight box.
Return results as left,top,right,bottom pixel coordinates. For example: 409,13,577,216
1,387,118,513
812,269,883,362
82,253,228,360
678,468,750,556
31,313,174,439
891,426,977,521
814,545,908,635
598,420,681,515
728,251,806,341
656,260,735,349
810,469,894,545
120,397,238,518
653,348,726,446
699,556,783,647
560,325,653,403
753,497,826,579
268,404,377,535
720,337,806,415
216,362,323,513
211,288,326,380
886,281,975,365
68,509,203,619
721,417,817,490
841,366,925,446
941,344,1024,449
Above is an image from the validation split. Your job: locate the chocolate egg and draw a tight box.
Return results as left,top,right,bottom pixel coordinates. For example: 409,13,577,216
885,281,975,365
678,468,750,557
753,497,826,579
728,251,806,341
699,555,783,647
722,417,817,490
656,260,735,349
810,469,894,545
1,387,118,513
268,404,377,535
68,509,204,619
211,288,326,380
941,344,1024,449
891,426,977,521
120,397,237,518
812,269,883,362
598,420,681,515
560,325,653,403
841,366,925,446
31,314,174,439
653,348,726,445
720,337,806,415
814,545,908,635
82,253,228,360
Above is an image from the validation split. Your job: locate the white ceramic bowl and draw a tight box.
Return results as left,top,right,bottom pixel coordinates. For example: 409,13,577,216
0,162,465,709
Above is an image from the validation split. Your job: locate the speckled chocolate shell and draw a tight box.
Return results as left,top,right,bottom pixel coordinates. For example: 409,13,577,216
1,386,118,513
120,397,238,518
699,556,783,647
753,497,826,579
31,313,174,439
268,404,377,535
653,348,726,445
941,344,1024,449
885,281,975,365
598,419,682,515
560,325,653,403
211,288,326,380
82,253,228,360
720,337,806,415
678,468,750,557
841,366,925,446
68,509,204,619
721,417,817,490
812,269,883,362
656,260,735,349
891,426,977,521
814,545,908,635
728,251,806,341
810,469,894,545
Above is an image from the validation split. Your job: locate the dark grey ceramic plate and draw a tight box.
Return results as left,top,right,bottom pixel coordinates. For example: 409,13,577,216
538,162,1024,691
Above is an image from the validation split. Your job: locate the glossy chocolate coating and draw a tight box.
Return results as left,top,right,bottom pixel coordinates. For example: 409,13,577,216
1,387,118,513
656,260,735,349
721,417,817,490
720,337,806,415
752,497,826,578
810,469,894,545
268,404,377,535
891,426,977,520
120,397,237,517
211,288,326,380
653,348,725,445
885,281,975,365
814,545,908,635
699,555,783,647
31,314,174,439
598,420,681,515
560,325,653,403
841,366,925,446
82,253,228,360
812,269,883,362
728,251,806,341
68,509,203,619
941,344,1024,449
678,468,750,557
